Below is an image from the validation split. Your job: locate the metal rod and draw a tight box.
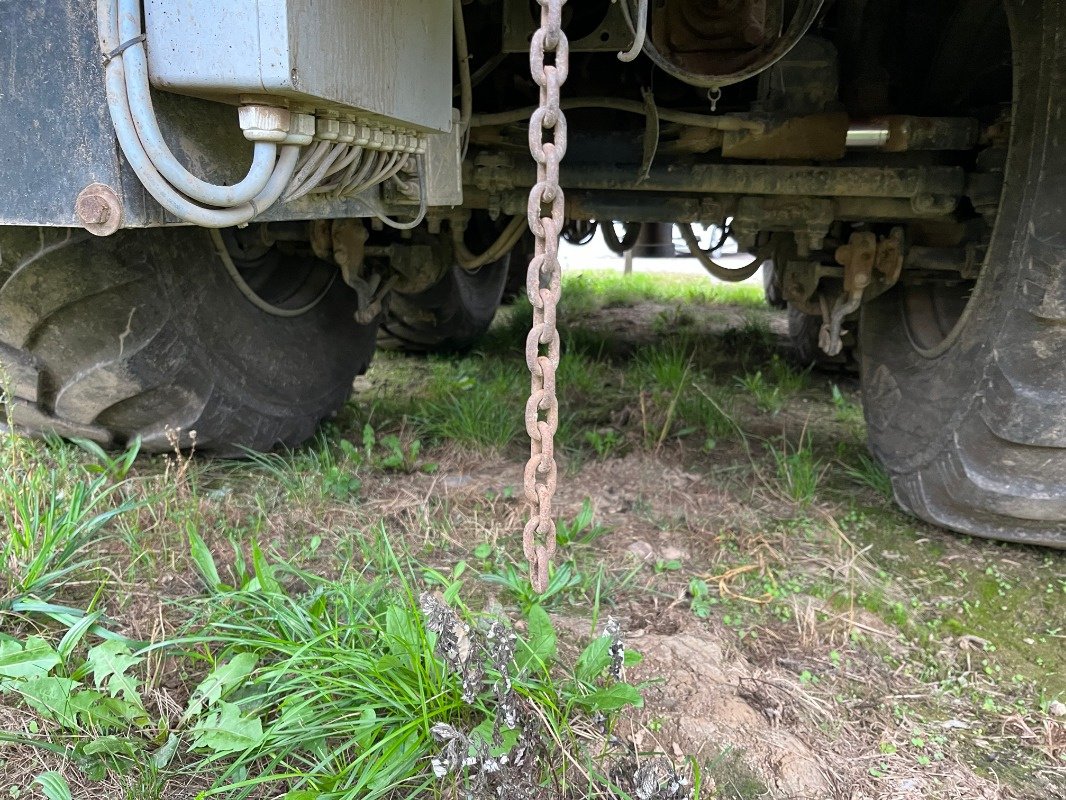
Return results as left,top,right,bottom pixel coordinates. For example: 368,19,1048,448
846,125,891,148
497,163,964,199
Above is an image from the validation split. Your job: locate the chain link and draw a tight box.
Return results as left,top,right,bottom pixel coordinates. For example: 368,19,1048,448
523,0,568,594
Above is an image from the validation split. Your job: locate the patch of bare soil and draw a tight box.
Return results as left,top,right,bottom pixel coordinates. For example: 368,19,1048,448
362,448,1039,799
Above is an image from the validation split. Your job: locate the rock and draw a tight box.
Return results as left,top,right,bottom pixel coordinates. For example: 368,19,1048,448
1050,700,1066,718
628,540,655,562
629,632,832,797
659,545,688,562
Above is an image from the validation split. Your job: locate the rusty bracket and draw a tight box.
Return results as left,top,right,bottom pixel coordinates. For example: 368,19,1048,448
834,231,877,294
834,226,904,295
873,227,905,286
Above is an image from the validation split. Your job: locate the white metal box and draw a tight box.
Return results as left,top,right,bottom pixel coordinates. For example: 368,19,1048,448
143,0,453,133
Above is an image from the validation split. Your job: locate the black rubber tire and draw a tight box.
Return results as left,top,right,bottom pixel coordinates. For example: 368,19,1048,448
380,217,511,352
380,262,509,352
0,227,377,454
858,0,1066,548
501,231,534,305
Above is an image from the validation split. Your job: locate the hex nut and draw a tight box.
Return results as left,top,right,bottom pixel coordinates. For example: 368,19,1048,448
75,183,122,237
337,121,357,144
315,117,341,141
284,113,316,146
354,125,373,147
239,105,292,143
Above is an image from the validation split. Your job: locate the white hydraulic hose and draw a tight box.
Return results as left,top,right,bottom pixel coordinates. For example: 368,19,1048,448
340,151,390,197
336,151,380,197
311,148,366,194
349,151,404,197
617,0,648,62
325,146,363,178
453,0,472,159
373,154,428,231
294,140,330,176
116,0,276,207
98,0,300,227
284,142,348,202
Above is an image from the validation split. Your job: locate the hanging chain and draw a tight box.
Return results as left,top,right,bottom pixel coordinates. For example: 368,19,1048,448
523,0,569,594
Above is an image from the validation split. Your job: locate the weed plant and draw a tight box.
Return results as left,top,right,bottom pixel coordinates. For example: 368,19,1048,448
1,536,669,799
0,433,139,610
770,433,824,505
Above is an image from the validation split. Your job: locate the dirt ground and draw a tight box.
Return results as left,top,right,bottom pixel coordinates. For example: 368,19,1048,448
343,290,1064,799
1,274,1063,799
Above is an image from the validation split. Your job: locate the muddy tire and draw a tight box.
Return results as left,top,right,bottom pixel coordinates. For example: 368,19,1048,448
859,0,1066,547
0,227,376,454
380,262,509,352
380,216,511,351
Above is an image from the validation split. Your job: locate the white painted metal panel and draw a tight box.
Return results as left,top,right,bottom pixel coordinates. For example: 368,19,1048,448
143,0,452,132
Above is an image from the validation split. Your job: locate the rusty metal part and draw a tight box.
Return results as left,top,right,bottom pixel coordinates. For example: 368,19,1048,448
622,0,825,88
904,245,980,279
523,0,568,594
782,227,907,318
879,116,980,152
651,0,778,74
354,275,397,325
485,160,965,206
771,226,907,356
873,227,904,286
721,113,848,160
502,191,949,226
661,127,726,155
845,116,980,151
733,196,833,253
482,189,954,238
818,289,862,357
388,243,448,294
470,99,764,131
331,219,369,289
780,259,838,314
834,227,905,294
835,231,877,293
74,183,122,236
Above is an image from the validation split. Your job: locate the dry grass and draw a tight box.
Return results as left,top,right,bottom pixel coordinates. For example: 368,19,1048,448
0,271,1062,798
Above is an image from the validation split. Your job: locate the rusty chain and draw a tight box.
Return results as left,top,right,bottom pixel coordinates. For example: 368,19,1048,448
523,0,568,594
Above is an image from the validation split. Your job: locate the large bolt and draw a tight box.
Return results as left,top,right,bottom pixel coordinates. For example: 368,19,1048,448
75,183,122,237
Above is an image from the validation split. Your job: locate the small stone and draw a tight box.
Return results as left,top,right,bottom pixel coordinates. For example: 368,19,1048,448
660,546,688,562
628,540,655,562
1049,700,1066,717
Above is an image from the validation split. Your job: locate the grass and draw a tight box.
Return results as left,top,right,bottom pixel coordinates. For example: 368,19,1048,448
416,380,524,450
736,355,808,415
769,433,824,506
561,271,765,312
633,340,695,395
1,534,647,799
0,267,1062,799
0,434,140,609
842,451,894,498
